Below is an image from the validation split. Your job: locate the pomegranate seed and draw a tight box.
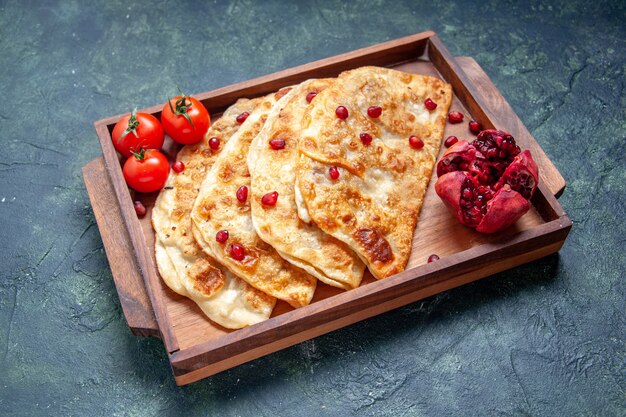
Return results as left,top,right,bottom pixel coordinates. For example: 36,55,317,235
236,112,249,124
172,161,185,173
409,135,424,150
427,254,440,263
329,166,340,180
335,106,349,119
236,185,248,203
444,136,459,148
424,98,437,111
306,91,317,103
469,120,483,135
208,137,220,150
133,201,147,218
269,138,286,150
230,243,245,261
367,106,382,118
448,111,464,124
215,230,229,243
261,191,278,206
359,132,373,146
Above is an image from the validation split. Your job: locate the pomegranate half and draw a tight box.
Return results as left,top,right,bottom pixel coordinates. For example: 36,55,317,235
435,130,539,233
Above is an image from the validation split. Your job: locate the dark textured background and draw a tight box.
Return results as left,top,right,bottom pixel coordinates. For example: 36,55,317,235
0,0,624,415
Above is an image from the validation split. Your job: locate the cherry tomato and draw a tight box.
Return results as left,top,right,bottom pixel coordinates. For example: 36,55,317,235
161,93,210,144
123,149,170,193
111,109,164,158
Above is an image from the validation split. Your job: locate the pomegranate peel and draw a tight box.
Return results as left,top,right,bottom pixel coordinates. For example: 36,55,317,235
434,130,539,233
476,185,530,233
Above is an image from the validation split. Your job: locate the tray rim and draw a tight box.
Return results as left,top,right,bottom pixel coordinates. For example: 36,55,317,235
91,30,571,384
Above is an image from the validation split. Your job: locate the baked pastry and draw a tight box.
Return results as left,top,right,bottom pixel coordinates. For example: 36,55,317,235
295,67,452,278
248,78,365,290
191,88,317,308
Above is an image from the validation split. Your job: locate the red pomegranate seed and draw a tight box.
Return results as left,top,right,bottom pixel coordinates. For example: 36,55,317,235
230,243,245,261
269,139,286,150
335,106,349,119
448,111,464,124
427,254,440,263
236,185,248,203
215,230,229,243
359,132,373,146
261,191,278,206
236,112,249,124
208,137,220,150
444,136,459,148
409,135,424,150
306,91,317,103
133,201,147,218
469,120,483,135
172,161,185,173
329,166,340,180
367,106,382,118
424,98,437,111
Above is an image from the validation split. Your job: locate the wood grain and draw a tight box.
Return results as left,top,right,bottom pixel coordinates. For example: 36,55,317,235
82,158,159,336
94,123,179,353
87,31,572,385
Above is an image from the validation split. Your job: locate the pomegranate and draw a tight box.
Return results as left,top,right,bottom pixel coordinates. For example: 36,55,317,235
208,137,220,150
424,98,437,111
359,132,372,146
335,106,349,119
215,230,229,243
306,91,317,103
367,106,382,118
444,136,459,148
329,166,340,180
236,112,249,124
427,254,440,263
409,135,424,150
172,161,185,173
269,138,286,150
230,243,245,261
448,111,464,124
261,191,278,206
133,201,147,218
236,185,248,203
469,120,483,135
435,130,538,233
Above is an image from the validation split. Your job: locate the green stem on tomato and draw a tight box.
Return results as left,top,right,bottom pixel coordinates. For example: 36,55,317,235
130,148,146,161
168,91,195,128
118,108,140,143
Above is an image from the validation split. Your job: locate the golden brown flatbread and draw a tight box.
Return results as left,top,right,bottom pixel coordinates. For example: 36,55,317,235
295,66,452,279
191,88,317,308
152,98,276,329
248,79,365,290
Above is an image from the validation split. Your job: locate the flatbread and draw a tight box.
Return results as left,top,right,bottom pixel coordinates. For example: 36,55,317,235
295,66,452,279
248,79,365,290
152,98,276,329
191,88,317,308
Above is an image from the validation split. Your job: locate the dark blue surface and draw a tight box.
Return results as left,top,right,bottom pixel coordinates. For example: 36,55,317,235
0,1,624,415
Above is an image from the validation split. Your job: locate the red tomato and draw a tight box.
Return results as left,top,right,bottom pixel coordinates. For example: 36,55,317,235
111,109,164,158
123,149,170,193
161,94,210,144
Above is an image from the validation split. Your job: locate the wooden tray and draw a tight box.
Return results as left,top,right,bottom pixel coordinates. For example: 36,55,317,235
83,32,570,385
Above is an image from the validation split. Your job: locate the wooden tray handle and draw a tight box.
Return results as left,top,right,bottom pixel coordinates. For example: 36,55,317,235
82,159,160,337
82,56,566,338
